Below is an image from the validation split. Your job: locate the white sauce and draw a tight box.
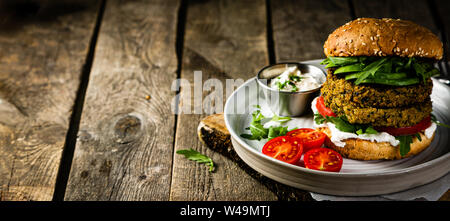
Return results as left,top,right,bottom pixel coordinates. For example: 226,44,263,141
310,97,436,147
270,65,320,92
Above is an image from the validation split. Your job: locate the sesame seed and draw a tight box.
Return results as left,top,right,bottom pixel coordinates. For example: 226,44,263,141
362,42,366,46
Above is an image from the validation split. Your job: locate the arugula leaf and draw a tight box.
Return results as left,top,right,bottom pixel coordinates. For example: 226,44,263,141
314,113,326,125
316,113,378,135
354,58,388,85
396,135,413,156
356,129,364,135
325,116,355,133
271,115,291,123
248,121,268,140
241,108,294,141
365,126,378,134
324,56,440,86
176,149,215,172
414,133,422,142
267,126,290,140
326,57,359,68
431,114,450,128
334,63,363,74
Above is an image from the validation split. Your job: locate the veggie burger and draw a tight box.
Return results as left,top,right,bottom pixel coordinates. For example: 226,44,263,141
315,18,443,160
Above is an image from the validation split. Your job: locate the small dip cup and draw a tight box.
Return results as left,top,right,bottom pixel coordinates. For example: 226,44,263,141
256,62,326,117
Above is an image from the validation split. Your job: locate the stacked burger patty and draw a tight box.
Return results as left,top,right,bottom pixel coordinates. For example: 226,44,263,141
316,17,444,160
321,70,433,128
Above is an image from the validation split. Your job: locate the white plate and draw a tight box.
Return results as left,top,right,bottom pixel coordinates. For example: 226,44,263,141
224,59,450,196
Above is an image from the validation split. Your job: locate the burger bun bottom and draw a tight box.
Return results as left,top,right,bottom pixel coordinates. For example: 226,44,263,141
316,127,435,160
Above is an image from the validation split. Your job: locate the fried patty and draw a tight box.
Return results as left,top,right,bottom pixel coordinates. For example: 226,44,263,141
321,69,433,108
321,70,433,127
327,96,432,127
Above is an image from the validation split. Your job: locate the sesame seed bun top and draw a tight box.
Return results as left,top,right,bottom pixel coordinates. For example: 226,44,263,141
323,18,443,60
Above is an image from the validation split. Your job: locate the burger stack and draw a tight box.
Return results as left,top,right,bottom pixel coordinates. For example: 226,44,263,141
316,18,443,160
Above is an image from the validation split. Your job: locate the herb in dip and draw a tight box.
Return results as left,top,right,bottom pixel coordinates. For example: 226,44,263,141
270,65,320,92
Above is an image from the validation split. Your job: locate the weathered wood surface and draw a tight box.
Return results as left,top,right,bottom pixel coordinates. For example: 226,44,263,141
271,0,352,62
64,0,180,200
0,0,100,201
435,0,450,63
0,0,449,202
169,0,278,201
352,0,439,34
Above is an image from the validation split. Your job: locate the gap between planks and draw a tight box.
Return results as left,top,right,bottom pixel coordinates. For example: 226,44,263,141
168,0,187,201
52,0,107,201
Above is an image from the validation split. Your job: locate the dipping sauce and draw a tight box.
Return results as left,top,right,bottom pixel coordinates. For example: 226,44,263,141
270,65,321,92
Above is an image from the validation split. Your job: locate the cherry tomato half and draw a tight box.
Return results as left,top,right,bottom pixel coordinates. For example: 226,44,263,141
262,136,303,165
286,128,327,152
304,148,343,172
375,116,431,136
316,96,337,117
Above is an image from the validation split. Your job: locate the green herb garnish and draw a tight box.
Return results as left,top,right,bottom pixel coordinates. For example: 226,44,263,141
314,113,326,125
241,107,294,140
313,113,379,135
320,56,440,86
396,135,413,157
431,114,450,128
176,149,215,172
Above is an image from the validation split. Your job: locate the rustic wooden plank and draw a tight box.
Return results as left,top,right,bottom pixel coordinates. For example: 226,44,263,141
266,0,351,200
64,0,180,200
170,0,278,201
352,0,439,34
430,0,450,199
434,0,450,62
271,0,353,61
0,0,100,201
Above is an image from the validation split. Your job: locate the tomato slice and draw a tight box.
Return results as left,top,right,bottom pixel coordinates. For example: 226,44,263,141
304,148,343,172
375,116,431,136
316,96,337,117
262,136,303,164
286,128,327,152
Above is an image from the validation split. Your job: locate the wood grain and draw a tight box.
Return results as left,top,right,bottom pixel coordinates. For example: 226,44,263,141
352,0,439,34
170,0,278,201
434,0,450,61
64,0,180,200
0,0,100,201
271,0,352,62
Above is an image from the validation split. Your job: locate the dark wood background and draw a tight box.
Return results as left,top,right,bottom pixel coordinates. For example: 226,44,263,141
0,0,448,201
